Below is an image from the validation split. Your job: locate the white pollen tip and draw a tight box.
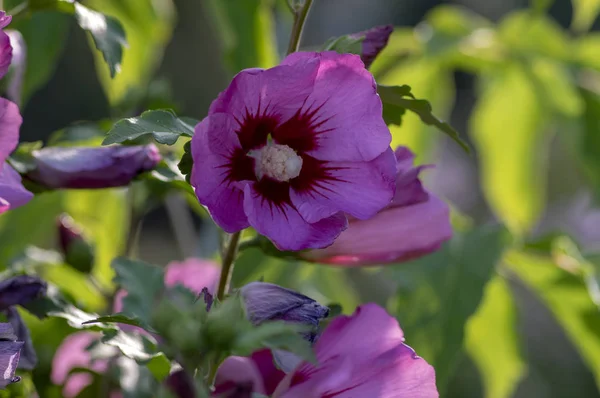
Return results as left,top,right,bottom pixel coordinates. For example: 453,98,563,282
252,143,303,182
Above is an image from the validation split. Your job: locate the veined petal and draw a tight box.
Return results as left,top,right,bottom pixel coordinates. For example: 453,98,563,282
291,148,396,223
243,183,347,251
190,113,249,232
278,52,390,162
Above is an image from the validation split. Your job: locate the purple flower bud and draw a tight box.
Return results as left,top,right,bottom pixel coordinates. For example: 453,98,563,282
6,308,35,369
0,322,23,389
57,214,95,273
27,144,161,189
240,282,329,343
0,275,47,309
350,25,393,69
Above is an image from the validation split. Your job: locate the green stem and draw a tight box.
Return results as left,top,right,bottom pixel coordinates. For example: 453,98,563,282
286,0,314,55
216,231,242,301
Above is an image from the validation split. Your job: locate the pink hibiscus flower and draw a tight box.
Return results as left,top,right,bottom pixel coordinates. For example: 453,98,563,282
191,51,396,251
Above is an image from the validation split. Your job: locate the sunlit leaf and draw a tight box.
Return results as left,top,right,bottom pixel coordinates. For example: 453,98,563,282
83,0,176,103
321,35,363,55
82,313,144,328
505,250,600,388
72,2,127,78
465,276,526,398
103,109,195,145
206,0,278,74
571,0,600,32
101,328,160,362
388,225,509,393
470,64,547,234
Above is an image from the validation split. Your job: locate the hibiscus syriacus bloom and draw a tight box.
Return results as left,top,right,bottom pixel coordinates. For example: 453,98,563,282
216,304,438,398
192,51,396,251
0,322,23,389
27,144,161,189
302,147,452,266
0,11,31,214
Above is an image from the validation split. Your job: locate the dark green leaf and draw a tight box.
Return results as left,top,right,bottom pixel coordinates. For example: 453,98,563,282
9,10,71,104
578,89,600,202
377,84,469,152
103,110,195,145
73,2,127,78
389,225,509,393
177,141,193,183
82,313,144,328
321,35,364,55
112,257,165,325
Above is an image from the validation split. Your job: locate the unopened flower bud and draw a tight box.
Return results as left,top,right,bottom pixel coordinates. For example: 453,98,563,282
57,214,95,274
28,144,161,189
0,322,23,389
349,25,393,69
240,282,329,343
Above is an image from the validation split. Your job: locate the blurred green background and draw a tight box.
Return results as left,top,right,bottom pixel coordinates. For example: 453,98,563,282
4,0,600,397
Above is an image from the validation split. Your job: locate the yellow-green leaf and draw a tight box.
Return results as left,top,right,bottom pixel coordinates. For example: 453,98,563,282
572,0,600,32
470,64,548,234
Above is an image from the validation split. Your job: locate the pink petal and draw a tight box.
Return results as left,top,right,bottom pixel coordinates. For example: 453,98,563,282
0,98,21,164
190,113,249,232
251,349,286,395
303,194,452,266
0,163,32,212
279,52,391,162
277,304,438,398
51,332,109,398
209,61,319,129
392,146,430,207
164,258,220,295
243,183,348,251
0,30,12,81
214,356,267,395
290,148,396,223
0,12,12,29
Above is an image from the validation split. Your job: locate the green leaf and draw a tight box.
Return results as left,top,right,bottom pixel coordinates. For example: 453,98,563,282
82,0,176,104
82,313,145,328
8,10,71,104
505,250,600,388
112,257,165,325
321,35,364,55
206,0,278,74
70,2,127,78
233,321,316,364
470,64,547,234
389,225,509,393
464,276,526,398
146,354,171,382
577,89,600,202
103,110,195,145
571,0,600,32
101,328,160,362
377,84,469,152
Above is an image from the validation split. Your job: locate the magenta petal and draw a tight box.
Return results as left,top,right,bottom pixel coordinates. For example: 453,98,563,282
0,163,32,213
280,52,390,162
209,61,319,126
392,146,430,207
291,148,396,223
277,304,438,398
243,183,347,251
164,258,220,295
214,356,267,395
190,113,249,232
0,98,21,164
0,12,11,30
303,194,452,266
0,30,11,81
251,349,286,395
